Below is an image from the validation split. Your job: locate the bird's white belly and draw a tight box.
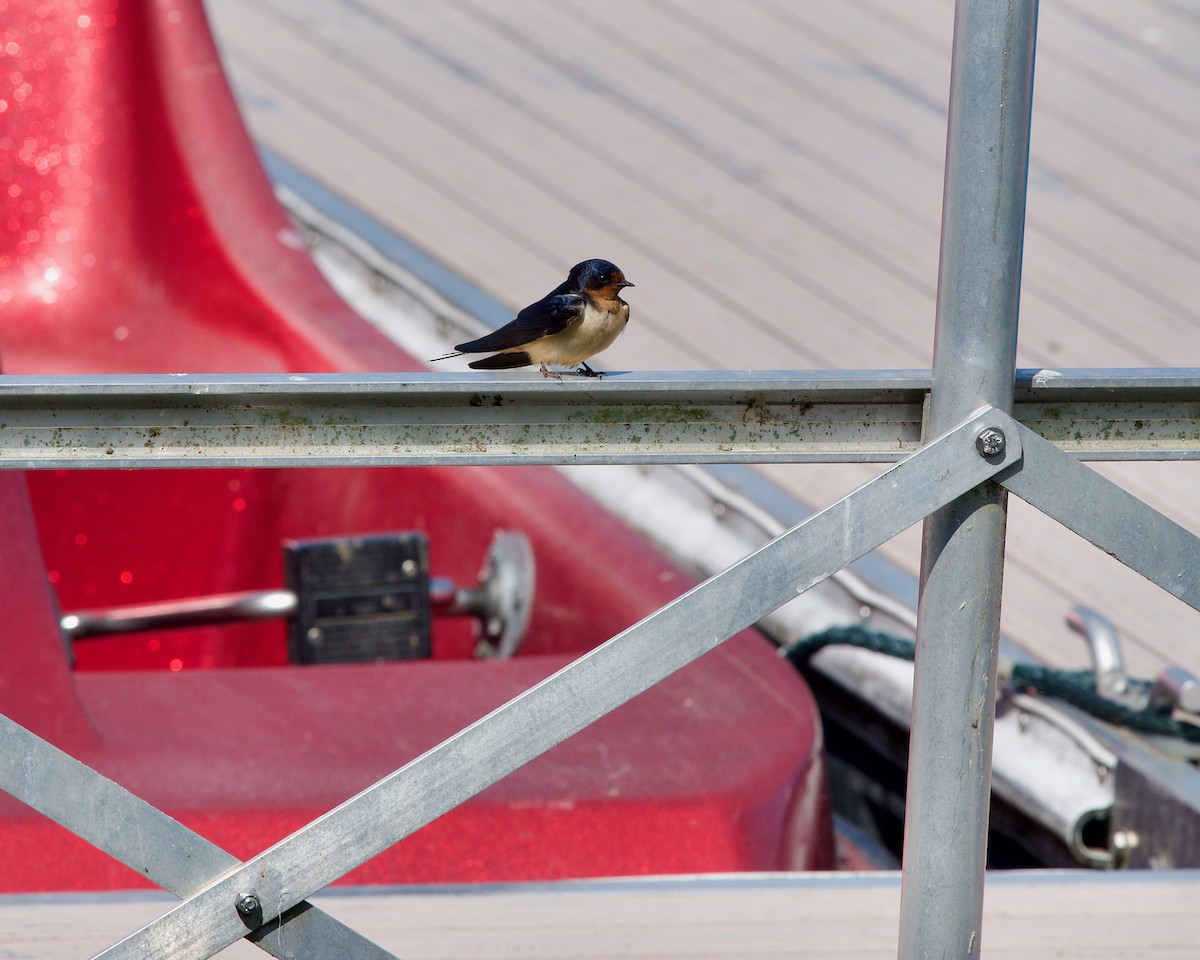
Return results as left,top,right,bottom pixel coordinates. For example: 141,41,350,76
527,301,629,366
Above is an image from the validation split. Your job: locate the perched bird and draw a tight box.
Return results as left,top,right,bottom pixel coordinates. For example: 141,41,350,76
434,259,634,378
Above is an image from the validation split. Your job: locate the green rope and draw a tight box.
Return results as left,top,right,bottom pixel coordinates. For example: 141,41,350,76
787,625,1200,745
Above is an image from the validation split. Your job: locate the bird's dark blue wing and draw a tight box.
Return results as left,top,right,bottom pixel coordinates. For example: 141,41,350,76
455,293,584,353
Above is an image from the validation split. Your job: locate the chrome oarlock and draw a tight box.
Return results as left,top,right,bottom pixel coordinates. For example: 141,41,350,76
61,529,535,661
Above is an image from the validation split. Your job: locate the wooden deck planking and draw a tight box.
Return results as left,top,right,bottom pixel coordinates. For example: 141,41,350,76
1071,0,1200,82
299,0,933,366
569,0,1197,372
222,20,791,369
796,1,1200,346
783,0,1200,363
222,0,933,369
506,15,935,316
499,0,943,285
598,0,1200,370
204,0,1200,678
5,871,1198,959
873,1,1200,179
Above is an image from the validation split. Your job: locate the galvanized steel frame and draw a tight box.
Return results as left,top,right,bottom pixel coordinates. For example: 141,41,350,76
2,1,1197,958
85,406,1029,959
7,384,1199,959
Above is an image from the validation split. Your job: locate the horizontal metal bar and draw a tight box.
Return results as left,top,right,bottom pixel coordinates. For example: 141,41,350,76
61,590,299,639
1014,368,1200,461
0,369,1196,467
62,580,475,639
92,406,1022,960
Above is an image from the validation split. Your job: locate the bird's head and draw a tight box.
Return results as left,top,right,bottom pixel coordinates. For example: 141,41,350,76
570,259,634,297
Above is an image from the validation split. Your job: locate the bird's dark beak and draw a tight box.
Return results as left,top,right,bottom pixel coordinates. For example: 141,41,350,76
617,279,635,288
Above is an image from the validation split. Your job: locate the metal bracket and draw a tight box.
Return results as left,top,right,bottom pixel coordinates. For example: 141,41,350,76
457,530,536,658
285,533,434,664
1063,605,1200,718
1066,606,1147,709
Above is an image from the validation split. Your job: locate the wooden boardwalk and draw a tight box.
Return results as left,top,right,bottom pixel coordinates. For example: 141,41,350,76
204,0,1200,677
8,870,1200,959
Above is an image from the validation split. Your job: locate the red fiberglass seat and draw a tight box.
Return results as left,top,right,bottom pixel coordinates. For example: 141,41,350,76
0,0,832,890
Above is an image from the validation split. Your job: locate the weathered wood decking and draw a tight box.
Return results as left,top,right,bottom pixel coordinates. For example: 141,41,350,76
204,0,1200,677
8,870,1200,959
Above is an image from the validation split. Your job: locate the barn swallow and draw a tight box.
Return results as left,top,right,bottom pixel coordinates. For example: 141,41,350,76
433,259,634,378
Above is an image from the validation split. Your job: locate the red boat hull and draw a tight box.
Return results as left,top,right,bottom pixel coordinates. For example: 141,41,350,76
0,0,832,889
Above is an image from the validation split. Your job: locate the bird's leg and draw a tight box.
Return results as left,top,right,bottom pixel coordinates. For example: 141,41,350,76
539,363,563,382
576,362,604,378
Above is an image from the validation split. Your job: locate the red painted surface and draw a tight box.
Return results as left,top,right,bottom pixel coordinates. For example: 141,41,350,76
0,0,833,891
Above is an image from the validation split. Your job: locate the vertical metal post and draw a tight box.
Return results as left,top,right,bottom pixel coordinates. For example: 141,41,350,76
898,2,1038,959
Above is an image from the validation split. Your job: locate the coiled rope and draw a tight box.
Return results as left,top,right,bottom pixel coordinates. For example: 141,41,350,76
786,625,1200,744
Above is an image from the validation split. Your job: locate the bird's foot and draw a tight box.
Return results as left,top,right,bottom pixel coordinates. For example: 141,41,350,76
576,362,604,378
539,363,564,381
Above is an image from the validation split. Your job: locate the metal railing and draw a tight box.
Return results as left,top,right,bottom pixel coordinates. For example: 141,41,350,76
2,369,1198,467
6,372,1198,960
3,1,1199,958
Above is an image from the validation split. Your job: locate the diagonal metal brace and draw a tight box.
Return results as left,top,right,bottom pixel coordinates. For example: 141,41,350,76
0,714,400,960
92,405,1022,960
998,421,1200,613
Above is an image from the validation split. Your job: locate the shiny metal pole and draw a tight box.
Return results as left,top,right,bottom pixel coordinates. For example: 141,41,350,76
898,2,1038,958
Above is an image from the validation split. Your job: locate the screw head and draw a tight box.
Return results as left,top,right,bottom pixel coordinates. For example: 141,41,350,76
975,427,1006,458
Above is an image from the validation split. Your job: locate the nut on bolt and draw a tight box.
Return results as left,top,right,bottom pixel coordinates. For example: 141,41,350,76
235,892,263,928
975,427,1006,458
